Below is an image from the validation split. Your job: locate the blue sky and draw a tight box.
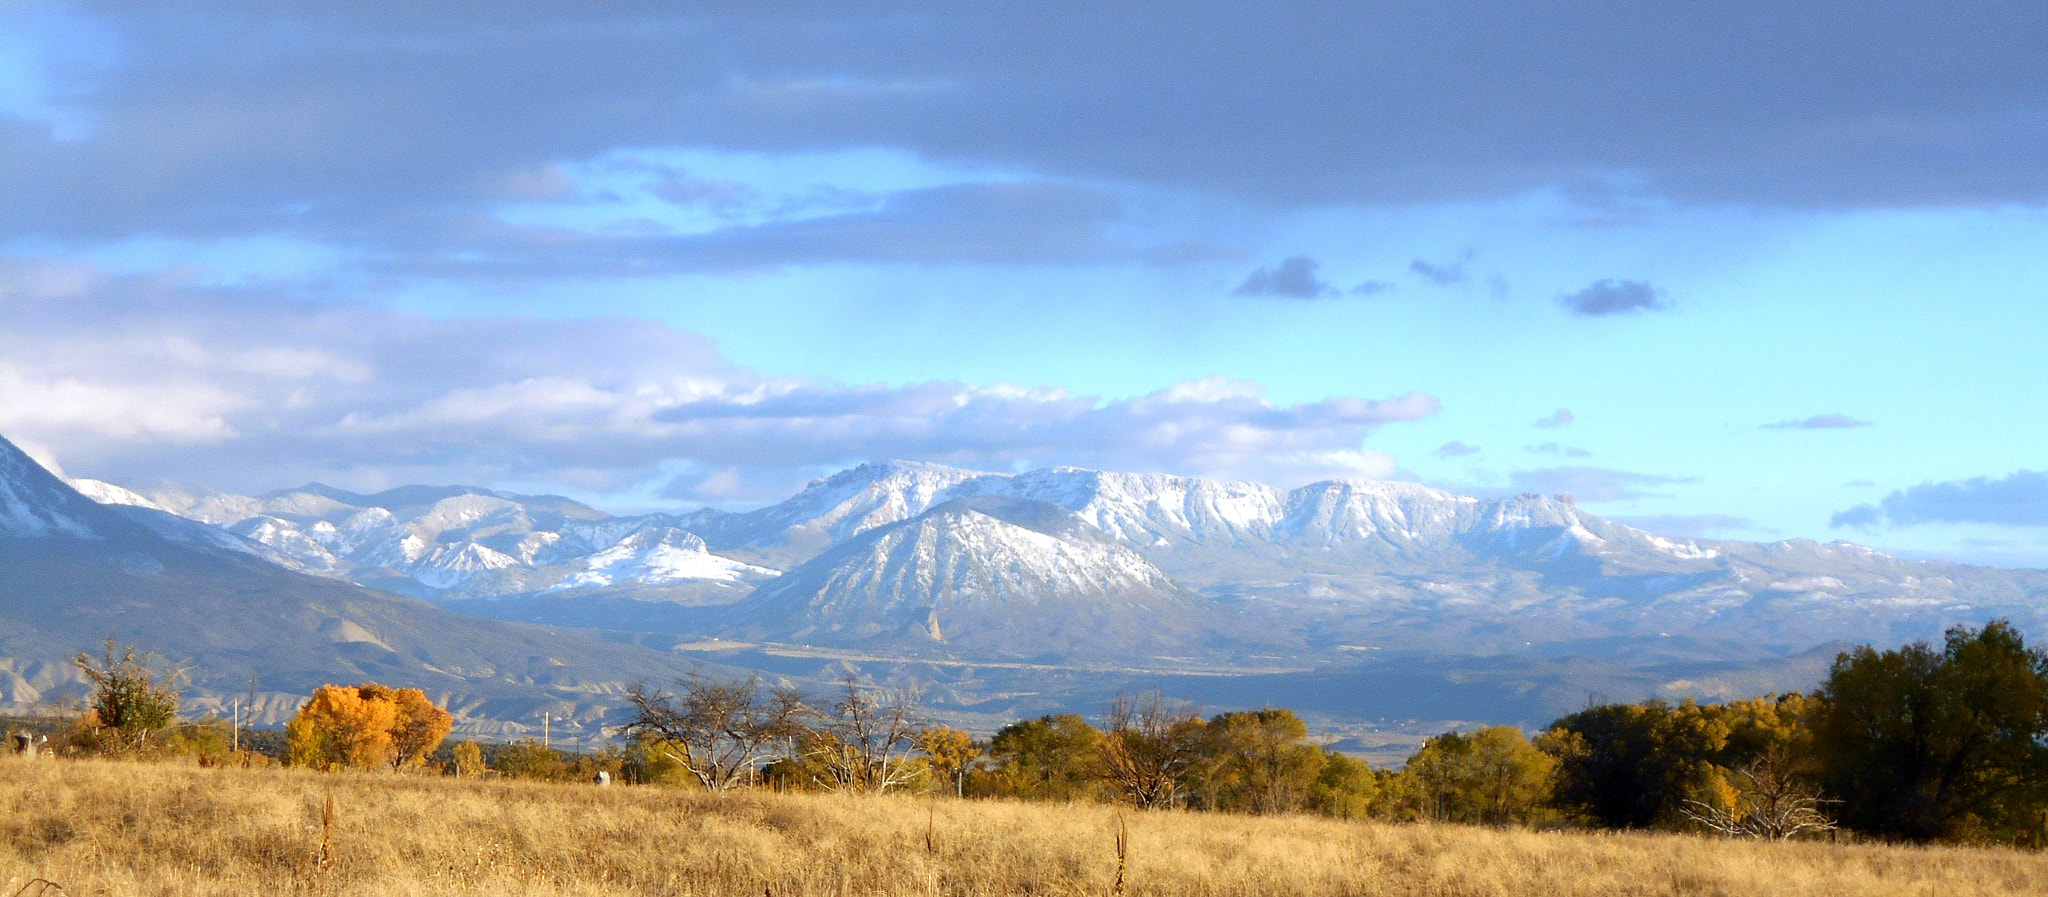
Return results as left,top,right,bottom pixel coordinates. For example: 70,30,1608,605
2,2,2045,565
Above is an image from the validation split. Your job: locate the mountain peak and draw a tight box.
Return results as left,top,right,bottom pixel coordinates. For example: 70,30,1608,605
0,435,111,539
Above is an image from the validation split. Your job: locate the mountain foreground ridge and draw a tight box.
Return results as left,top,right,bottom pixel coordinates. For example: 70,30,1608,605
0,434,699,738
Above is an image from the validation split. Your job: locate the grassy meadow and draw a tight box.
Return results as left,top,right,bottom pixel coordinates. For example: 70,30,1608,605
2,759,2046,896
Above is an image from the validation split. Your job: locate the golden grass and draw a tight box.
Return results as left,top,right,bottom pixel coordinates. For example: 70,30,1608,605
2,759,2045,896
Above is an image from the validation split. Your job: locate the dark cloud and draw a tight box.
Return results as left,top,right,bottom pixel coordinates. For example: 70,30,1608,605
1506,466,1695,502
1612,514,1759,538
0,1,2041,270
0,260,1436,500
1233,256,1335,298
0,2,2039,285
1832,470,2048,529
1763,413,1873,430
1532,409,1575,429
1560,279,1666,316
1410,251,1473,286
1436,440,1480,459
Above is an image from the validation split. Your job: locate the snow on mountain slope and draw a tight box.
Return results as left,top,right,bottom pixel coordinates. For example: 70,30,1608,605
0,450,105,539
993,468,1289,546
105,482,776,601
1274,479,1480,551
68,478,166,512
683,461,988,563
553,527,775,591
0,432,699,730
73,455,2048,662
694,460,1727,577
727,496,1197,655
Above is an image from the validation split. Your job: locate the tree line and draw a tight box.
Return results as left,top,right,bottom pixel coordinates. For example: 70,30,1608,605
26,621,2048,846
607,621,2048,846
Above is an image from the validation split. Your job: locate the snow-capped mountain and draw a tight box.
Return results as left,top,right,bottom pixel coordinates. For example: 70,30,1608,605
727,496,1198,655
679,461,991,567
72,457,2048,663
688,460,1728,577
113,482,775,602
0,433,689,728
684,460,2048,658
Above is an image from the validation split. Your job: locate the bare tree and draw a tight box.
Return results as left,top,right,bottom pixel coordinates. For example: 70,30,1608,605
1100,691,1206,809
1682,746,1838,840
806,675,927,793
620,672,809,792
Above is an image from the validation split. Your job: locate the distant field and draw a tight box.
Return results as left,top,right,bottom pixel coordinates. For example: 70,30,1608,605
3,760,2045,896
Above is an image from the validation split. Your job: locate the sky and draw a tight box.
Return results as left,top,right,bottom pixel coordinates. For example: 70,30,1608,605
1,1,2044,566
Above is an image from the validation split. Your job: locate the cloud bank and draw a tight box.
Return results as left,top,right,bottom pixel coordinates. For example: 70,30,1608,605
1833,470,2048,529
0,261,1437,503
5,1,2035,289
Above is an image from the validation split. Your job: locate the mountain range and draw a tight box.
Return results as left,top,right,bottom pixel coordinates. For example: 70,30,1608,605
86,459,2048,672
16,437,2047,743
0,436,707,740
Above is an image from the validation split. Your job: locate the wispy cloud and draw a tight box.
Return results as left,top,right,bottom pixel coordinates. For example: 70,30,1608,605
1532,409,1575,429
1612,513,1759,538
1763,413,1872,430
1507,466,1695,502
1436,440,1481,459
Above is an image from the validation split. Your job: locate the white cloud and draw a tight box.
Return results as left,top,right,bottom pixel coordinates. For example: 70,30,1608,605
0,262,1439,502
0,362,244,443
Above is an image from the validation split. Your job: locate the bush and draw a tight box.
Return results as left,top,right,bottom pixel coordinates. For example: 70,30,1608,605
70,640,182,754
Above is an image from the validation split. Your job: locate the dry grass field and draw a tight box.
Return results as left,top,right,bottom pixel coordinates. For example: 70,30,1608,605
3,759,2046,896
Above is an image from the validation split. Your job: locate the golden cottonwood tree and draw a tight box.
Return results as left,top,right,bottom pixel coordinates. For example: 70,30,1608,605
287,683,453,771
362,684,455,768
452,740,486,777
917,726,982,796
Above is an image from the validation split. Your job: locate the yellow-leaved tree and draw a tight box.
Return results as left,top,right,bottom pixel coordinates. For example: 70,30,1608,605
287,683,453,771
452,740,486,778
363,683,455,769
